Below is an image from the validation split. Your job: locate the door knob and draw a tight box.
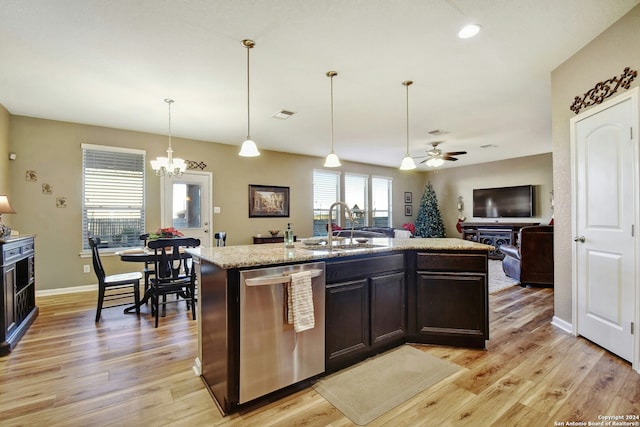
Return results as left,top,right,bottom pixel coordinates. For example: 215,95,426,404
574,235,586,243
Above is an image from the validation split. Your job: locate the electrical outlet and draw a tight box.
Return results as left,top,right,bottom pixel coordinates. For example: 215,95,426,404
83,264,90,273
214,206,221,214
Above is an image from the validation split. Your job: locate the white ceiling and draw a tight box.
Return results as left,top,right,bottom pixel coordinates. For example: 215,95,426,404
1,0,639,169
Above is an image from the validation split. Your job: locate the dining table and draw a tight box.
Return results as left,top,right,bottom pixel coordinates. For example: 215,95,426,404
116,247,192,314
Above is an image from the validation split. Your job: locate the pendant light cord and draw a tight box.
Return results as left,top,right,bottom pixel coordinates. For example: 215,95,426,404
246,43,251,138
330,74,334,152
165,98,174,153
403,81,413,156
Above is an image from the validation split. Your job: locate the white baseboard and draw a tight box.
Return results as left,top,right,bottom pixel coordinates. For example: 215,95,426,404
551,315,573,334
36,284,97,297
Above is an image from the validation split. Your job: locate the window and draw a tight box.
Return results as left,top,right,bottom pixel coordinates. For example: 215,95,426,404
312,170,393,233
82,144,145,250
313,169,340,236
372,176,393,227
345,173,368,227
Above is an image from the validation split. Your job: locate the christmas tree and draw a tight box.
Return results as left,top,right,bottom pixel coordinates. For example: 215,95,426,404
415,182,446,237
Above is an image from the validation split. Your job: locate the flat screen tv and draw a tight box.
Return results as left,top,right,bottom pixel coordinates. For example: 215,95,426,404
473,185,534,218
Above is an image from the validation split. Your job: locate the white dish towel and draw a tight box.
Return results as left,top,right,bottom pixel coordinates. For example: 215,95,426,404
287,271,315,333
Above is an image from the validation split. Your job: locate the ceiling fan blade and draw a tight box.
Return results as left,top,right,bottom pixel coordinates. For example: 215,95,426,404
443,151,467,156
418,158,429,164
441,156,459,161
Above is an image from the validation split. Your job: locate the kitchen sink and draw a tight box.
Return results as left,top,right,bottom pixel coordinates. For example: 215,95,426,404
301,243,387,252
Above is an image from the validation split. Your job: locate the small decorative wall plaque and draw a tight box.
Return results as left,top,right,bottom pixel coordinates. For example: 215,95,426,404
26,170,37,181
42,183,53,194
570,67,637,114
56,197,67,208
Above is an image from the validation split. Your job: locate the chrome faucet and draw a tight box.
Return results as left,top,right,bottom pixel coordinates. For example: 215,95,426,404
327,201,354,248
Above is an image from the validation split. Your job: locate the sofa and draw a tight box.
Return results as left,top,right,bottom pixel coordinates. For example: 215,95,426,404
501,225,554,287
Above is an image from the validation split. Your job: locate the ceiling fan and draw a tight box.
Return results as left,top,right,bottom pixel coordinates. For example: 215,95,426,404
414,142,467,166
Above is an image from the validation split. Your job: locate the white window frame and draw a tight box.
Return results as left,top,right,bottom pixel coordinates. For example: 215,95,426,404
313,169,341,236
371,175,393,227
82,143,146,251
345,172,369,227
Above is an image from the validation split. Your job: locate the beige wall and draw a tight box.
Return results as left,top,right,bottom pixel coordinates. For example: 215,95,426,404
426,153,553,237
7,115,426,290
551,5,640,323
0,103,9,195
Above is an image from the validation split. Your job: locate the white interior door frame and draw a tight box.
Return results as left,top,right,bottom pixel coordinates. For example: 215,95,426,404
570,86,640,372
160,170,213,247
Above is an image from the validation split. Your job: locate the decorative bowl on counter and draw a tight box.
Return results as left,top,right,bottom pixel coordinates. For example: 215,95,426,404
268,229,280,237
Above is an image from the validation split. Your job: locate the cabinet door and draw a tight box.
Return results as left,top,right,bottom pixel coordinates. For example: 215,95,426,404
3,265,16,338
415,272,487,347
370,272,405,347
325,279,369,367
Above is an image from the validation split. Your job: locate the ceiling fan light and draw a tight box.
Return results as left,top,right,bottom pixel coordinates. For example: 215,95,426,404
426,157,445,167
239,138,260,157
458,24,481,39
400,155,417,170
324,152,341,168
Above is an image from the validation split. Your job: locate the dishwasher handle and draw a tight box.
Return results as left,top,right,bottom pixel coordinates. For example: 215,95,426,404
244,269,324,287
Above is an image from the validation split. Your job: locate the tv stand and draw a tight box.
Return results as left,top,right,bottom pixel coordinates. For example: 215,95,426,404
460,222,539,259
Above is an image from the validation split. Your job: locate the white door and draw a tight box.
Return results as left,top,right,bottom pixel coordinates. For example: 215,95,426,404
161,170,212,247
571,88,637,363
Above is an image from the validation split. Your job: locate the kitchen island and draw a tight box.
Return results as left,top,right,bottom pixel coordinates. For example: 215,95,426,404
187,237,493,415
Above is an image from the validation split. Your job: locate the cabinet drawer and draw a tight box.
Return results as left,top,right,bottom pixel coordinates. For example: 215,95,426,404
3,241,33,265
417,252,486,273
326,253,404,283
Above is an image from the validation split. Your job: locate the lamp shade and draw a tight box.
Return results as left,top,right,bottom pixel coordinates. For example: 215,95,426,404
0,195,16,214
400,155,417,170
324,152,341,168
239,138,260,157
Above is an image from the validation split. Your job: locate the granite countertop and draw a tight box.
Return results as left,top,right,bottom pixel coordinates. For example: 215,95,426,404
186,237,493,269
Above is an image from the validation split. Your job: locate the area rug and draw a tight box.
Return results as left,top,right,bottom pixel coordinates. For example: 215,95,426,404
313,345,460,425
488,259,519,293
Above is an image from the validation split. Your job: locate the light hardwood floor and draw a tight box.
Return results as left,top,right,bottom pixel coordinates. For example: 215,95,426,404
1,285,639,426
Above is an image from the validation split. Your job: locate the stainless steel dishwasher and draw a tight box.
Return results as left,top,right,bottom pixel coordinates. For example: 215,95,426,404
239,262,326,404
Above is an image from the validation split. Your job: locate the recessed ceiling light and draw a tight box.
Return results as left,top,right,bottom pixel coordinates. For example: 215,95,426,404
458,24,481,39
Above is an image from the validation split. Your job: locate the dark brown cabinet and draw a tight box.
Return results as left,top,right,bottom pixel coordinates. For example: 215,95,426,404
1,236,38,356
407,251,488,348
325,254,405,373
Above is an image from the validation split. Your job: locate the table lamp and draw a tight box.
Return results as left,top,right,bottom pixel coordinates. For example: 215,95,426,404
0,195,16,238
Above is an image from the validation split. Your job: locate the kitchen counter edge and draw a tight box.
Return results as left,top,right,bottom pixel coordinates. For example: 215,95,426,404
185,237,493,269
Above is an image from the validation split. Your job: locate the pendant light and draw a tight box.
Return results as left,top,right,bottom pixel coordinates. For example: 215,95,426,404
239,39,260,157
399,80,417,170
150,98,187,177
324,71,341,167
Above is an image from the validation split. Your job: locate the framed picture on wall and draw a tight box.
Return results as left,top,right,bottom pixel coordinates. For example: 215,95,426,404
249,184,290,217
404,192,412,203
404,205,413,216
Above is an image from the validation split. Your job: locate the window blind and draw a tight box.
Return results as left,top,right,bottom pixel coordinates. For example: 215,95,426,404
313,169,340,236
82,144,146,250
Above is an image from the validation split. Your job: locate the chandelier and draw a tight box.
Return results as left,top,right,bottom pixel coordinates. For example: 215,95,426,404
150,98,186,177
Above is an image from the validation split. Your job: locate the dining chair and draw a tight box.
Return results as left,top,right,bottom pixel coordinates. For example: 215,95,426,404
147,237,201,328
214,231,227,247
139,233,155,289
88,236,142,322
